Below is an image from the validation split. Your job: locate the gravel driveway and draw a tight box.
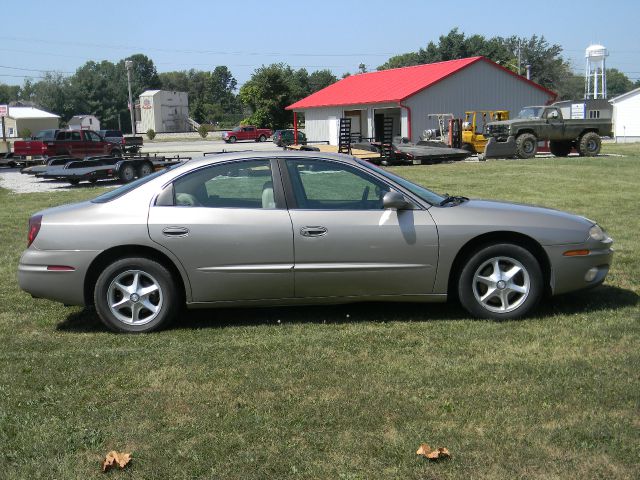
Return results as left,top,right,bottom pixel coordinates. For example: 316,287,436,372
0,167,121,193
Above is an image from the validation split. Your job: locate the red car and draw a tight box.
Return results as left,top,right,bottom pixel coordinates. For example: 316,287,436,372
222,126,272,143
14,129,122,158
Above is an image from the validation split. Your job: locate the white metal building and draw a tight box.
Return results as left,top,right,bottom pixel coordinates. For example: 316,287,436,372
0,106,59,138
137,90,189,133
68,115,100,131
287,57,556,144
610,87,640,142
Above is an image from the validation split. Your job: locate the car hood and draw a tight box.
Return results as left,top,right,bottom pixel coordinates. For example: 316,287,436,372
429,199,594,245
487,119,537,128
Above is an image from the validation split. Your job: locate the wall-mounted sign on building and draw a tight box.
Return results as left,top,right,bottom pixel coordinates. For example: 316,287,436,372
0,105,8,117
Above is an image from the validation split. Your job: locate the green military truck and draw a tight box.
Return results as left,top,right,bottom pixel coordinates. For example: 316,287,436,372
482,105,613,159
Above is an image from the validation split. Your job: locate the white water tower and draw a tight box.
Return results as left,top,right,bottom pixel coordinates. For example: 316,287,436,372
585,44,608,99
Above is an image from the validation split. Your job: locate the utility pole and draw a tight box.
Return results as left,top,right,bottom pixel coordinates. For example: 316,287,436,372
125,60,136,135
517,40,522,75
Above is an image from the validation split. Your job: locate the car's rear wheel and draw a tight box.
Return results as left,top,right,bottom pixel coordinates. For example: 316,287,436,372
458,243,543,320
258,134,266,142
578,132,601,156
94,257,179,333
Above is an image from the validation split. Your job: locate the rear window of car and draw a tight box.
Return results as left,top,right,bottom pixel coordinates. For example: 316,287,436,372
91,166,178,203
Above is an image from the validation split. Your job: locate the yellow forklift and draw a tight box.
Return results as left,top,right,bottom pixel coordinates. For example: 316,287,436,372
461,110,509,154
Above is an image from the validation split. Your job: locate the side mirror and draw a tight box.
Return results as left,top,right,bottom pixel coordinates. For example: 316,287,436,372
383,191,411,210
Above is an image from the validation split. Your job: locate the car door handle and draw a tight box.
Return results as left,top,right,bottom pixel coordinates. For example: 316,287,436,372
162,226,189,237
300,226,327,237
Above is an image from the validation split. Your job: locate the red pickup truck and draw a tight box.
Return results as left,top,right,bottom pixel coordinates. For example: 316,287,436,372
222,126,272,143
14,129,122,158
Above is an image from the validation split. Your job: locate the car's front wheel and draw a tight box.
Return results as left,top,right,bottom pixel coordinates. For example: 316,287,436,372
458,243,543,320
94,257,179,333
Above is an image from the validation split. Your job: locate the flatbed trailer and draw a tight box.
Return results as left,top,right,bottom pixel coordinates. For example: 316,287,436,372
282,143,382,161
34,154,190,185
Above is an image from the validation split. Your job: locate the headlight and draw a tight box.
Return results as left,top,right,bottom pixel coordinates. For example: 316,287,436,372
589,224,606,241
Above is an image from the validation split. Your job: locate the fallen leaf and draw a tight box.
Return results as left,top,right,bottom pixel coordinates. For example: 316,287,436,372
102,450,132,472
416,443,451,460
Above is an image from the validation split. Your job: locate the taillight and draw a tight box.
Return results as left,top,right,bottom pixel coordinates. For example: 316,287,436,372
121,137,126,145
27,214,42,247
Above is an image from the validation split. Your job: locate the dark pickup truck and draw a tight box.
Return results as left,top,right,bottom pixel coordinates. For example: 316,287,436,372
99,130,144,153
482,105,613,159
14,129,123,159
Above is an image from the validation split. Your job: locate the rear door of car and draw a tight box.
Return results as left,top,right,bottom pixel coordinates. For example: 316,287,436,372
280,157,439,298
148,158,295,303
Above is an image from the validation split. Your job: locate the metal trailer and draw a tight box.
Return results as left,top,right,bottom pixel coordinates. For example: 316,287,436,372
34,154,190,185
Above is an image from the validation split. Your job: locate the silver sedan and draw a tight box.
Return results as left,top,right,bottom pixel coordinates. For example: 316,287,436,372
18,151,613,332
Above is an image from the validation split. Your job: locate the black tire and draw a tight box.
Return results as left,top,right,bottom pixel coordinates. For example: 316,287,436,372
577,132,601,157
461,143,475,154
258,134,266,142
549,140,572,157
93,257,179,333
118,163,135,183
69,179,80,186
111,148,122,157
515,133,538,159
88,178,98,184
137,161,153,178
458,243,543,320
228,136,237,143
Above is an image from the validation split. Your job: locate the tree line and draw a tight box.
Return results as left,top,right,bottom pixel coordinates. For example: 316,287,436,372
1,29,637,131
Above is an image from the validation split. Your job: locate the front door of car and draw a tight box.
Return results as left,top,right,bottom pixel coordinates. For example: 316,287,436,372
281,158,439,298
148,159,294,303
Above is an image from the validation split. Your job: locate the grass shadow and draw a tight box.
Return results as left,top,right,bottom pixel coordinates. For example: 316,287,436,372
56,285,638,333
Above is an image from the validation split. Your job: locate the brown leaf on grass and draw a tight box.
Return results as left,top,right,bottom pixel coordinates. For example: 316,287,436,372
416,443,451,460
102,451,132,472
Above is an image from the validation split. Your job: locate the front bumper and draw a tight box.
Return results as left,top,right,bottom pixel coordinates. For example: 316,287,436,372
18,248,101,306
544,242,614,295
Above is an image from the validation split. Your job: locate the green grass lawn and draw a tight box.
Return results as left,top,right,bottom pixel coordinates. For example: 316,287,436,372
1,145,638,479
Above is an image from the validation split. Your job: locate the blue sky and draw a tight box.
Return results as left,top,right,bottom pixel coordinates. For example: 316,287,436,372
1,0,638,88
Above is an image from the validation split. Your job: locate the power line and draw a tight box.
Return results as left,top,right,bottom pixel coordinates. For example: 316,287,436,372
0,64,73,74
0,35,395,57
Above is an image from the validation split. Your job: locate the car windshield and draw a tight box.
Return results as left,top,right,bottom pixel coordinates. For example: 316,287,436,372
517,107,544,119
356,160,445,205
91,166,178,203
232,127,241,132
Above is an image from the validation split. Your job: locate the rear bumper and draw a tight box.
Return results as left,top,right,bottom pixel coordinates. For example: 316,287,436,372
18,248,101,306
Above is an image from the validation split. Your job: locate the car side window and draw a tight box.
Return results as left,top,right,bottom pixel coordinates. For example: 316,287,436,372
286,159,390,210
85,131,99,142
173,159,276,209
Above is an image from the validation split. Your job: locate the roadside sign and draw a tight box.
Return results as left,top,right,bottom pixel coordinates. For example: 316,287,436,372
0,105,8,117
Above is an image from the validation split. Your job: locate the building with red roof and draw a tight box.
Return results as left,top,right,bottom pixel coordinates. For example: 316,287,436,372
286,56,556,144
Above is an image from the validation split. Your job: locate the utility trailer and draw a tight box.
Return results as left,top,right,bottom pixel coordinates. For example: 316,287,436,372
34,154,190,185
